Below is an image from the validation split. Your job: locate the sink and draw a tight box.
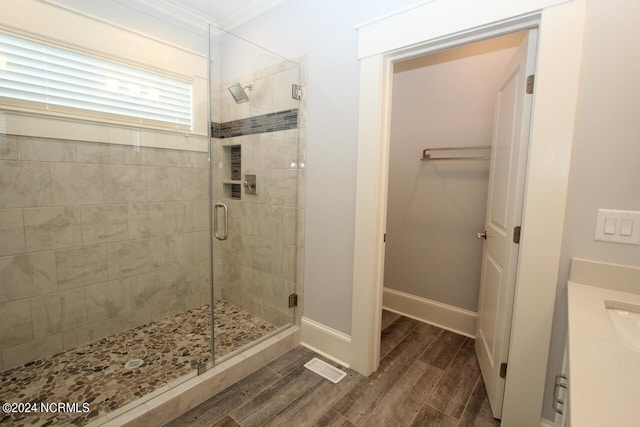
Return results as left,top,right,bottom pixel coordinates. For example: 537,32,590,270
605,300,640,352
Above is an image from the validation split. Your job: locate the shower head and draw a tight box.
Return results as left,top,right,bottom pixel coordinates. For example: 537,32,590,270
227,82,251,103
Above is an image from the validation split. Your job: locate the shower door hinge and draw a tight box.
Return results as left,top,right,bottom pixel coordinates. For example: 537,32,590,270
513,226,521,244
292,84,302,100
500,362,508,379
526,74,535,94
288,293,298,308
197,363,206,375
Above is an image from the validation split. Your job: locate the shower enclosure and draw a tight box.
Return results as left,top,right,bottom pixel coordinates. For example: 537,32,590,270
0,2,303,425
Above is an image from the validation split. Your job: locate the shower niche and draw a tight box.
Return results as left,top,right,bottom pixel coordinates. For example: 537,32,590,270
223,144,243,199
221,144,259,199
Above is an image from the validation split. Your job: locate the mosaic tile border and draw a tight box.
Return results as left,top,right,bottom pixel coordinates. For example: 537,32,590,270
212,109,298,139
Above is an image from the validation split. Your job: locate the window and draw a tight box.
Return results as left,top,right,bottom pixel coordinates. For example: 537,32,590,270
0,32,193,131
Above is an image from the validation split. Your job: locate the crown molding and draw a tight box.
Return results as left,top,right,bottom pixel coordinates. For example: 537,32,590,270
217,0,285,30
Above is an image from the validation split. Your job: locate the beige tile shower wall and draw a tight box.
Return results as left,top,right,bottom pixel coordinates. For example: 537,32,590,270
218,63,300,123
210,56,305,329
213,128,304,328
0,135,211,371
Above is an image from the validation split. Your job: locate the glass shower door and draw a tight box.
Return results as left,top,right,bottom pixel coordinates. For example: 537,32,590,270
209,26,301,362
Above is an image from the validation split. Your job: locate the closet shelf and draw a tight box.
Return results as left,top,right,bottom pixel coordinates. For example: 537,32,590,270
421,145,491,161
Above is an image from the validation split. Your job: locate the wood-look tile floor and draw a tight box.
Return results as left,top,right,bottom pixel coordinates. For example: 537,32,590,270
166,311,499,427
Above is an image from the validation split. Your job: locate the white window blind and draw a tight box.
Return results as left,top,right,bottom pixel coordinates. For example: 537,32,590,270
0,32,193,131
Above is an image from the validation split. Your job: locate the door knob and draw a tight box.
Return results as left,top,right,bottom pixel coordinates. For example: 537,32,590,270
476,231,487,240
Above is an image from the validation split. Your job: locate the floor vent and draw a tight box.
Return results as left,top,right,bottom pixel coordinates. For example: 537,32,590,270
304,357,347,384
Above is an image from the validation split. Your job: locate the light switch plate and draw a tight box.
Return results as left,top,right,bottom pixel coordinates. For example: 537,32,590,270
594,209,640,245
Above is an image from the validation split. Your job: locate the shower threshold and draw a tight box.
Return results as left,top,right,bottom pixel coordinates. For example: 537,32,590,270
0,300,276,427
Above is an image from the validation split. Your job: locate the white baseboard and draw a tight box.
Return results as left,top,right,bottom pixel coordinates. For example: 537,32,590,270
540,418,556,427
300,316,351,368
383,287,477,338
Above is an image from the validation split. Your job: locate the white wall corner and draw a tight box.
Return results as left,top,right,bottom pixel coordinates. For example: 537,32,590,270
300,317,352,368
383,288,477,338
349,53,389,376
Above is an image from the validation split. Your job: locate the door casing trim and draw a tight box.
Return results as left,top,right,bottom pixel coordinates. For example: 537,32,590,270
351,2,586,425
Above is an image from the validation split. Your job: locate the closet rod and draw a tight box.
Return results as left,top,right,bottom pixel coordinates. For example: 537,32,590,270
421,145,491,161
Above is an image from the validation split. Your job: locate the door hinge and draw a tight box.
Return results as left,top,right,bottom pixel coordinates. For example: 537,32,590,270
526,74,534,94
500,362,508,379
513,226,521,244
292,84,302,100
197,363,206,375
384,233,386,242
288,293,298,308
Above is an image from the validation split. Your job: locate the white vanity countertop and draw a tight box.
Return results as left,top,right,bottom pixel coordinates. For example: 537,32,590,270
567,259,640,427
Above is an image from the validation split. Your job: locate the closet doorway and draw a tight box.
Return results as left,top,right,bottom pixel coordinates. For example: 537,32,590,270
383,29,536,418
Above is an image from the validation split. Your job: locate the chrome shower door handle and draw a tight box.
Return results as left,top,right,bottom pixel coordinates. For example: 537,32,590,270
214,203,228,240
476,230,487,240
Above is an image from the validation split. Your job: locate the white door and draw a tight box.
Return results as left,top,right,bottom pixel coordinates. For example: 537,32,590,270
475,29,537,419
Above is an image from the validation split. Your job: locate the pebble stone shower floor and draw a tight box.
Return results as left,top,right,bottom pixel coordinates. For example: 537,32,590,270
0,301,277,426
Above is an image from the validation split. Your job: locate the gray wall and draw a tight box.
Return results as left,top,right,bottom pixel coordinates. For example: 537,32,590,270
0,135,211,371
543,0,640,420
385,35,519,312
